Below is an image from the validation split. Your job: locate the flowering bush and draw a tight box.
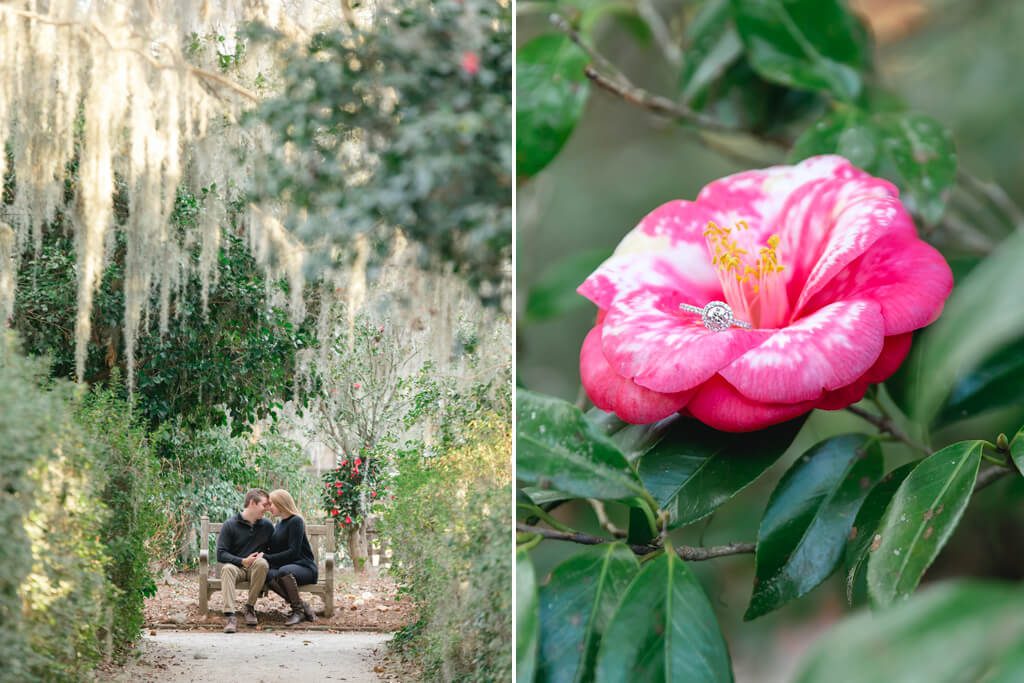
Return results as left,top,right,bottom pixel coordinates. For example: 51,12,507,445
578,155,953,432
320,449,387,534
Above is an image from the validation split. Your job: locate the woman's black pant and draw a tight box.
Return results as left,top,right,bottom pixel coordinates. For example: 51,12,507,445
269,563,317,585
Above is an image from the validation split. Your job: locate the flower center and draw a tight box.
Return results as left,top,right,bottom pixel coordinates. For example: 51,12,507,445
703,220,789,328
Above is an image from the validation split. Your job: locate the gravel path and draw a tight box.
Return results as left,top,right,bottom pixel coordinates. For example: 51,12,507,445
102,630,390,682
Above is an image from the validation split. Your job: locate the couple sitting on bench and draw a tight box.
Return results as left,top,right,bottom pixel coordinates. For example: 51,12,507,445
217,488,318,633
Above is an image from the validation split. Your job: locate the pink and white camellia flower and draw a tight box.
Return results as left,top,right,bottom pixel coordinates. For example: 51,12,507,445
578,155,953,432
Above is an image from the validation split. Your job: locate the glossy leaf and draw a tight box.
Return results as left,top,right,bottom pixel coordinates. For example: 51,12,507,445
906,229,1024,425
537,544,640,683
866,441,983,607
938,337,1024,425
517,390,651,504
679,0,743,106
731,0,870,101
1010,427,1024,478
745,435,883,620
845,461,918,604
791,109,957,225
795,581,1024,683
517,34,590,178
637,418,804,528
525,248,612,323
594,551,733,682
517,550,539,683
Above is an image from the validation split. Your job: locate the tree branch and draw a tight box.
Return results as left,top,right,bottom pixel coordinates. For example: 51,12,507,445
846,405,933,455
516,523,755,561
974,464,1015,493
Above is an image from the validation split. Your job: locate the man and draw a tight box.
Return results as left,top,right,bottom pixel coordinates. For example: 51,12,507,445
216,488,273,633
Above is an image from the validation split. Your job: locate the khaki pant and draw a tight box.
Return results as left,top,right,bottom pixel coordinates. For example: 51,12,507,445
220,557,269,614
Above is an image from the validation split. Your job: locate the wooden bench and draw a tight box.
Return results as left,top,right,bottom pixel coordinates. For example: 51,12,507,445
198,515,335,616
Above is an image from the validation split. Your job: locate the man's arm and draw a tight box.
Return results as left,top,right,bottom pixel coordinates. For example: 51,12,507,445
216,522,245,566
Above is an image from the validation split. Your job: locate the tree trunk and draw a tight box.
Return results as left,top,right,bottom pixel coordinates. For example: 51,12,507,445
346,524,369,573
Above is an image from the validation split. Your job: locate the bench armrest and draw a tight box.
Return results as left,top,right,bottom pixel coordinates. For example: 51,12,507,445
199,549,209,566
325,552,335,574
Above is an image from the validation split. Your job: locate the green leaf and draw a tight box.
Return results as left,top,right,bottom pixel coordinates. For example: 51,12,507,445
844,460,918,605
1009,427,1024,478
525,249,612,323
731,0,870,101
904,229,1024,426
795,582,1024,683
637,418,804,528
791,109,957,225
517,550,539,683
938,337,1024,425
866,441,983,607
517,390,652,505
679,0,744,106
594,551,733,682
517,34,590,178
537,544,640,683
745,435,883,620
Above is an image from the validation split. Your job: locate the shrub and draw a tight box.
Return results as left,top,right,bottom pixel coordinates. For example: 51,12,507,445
0,335,156,679
382,414,512,681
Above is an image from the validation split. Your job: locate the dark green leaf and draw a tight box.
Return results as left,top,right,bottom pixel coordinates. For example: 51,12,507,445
938,337,1024,425
866,441,983,607
517,34,590,178
795,582,1024,683
731,0,870,101
637,418,804,528
791,109,957,225
537,544,640,683
517,488,544,524
517,390,651,505
518,550,539,683
904,230,1024,425
594,551,733,682
679,0,744,106
844,460,918,605
525,249,613,323
1009,427,1024,478
745,435,883,620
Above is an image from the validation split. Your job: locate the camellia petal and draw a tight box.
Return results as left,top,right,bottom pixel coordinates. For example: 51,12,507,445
577,155,953,432
580,327,692,424
720,300,885,404
601,285,772,394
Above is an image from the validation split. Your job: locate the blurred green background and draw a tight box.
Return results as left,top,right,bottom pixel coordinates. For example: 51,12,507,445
517,0,1024,679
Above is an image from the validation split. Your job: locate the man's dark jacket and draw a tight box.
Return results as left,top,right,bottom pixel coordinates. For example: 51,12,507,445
216,513,274,567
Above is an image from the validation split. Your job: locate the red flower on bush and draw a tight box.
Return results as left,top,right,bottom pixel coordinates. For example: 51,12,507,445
460,51,480,76
578,156,953,432
331,509,339,516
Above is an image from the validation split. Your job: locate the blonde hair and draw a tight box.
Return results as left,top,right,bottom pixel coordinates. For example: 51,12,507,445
269,489,302,519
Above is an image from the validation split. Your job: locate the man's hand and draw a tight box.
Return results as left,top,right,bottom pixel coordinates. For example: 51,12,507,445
241,553,259,568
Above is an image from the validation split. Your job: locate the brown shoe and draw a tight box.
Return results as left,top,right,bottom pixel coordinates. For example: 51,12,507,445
223,614,237,633
243,604,258,627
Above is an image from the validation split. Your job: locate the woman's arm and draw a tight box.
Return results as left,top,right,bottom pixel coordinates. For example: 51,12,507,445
264,517,306,565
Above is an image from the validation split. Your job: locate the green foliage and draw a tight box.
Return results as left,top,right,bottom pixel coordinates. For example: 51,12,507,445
383,416,512,682
12,210,315,435
320,449,387,531
746,435,882,620
0,337,159,679
75,382,161,662
795,582,1024,683
246,0,512,284
516,34,590,178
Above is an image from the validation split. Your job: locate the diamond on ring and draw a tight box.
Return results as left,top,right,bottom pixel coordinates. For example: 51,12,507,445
679,301,752,332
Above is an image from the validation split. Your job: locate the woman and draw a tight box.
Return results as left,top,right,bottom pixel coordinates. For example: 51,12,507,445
265,489,318,625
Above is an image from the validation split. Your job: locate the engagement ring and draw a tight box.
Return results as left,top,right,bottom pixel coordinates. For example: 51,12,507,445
679,301,752,332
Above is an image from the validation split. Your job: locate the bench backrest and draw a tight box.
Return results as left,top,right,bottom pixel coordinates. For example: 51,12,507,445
200,515,335,577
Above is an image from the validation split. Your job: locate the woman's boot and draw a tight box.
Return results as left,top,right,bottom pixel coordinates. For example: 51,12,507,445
279,573,306,626
266,576,288,604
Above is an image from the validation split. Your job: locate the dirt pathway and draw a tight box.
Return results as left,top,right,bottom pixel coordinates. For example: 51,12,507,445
102,630,390,682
